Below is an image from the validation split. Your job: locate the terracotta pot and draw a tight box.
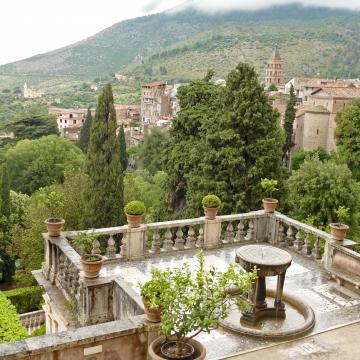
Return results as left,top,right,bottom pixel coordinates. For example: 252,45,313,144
203,207,218,220
44,218,65,237
262,198,278,213
126,214,143,228
329,223,349,241
148,337,206,360
142,297,161,322
80,255,104,278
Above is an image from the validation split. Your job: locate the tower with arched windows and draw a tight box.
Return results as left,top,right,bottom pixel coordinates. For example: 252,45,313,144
265,47,283,86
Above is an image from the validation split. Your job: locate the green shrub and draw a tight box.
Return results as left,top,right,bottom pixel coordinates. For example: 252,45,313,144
0,291,28,343
71,232,96,256
4,286,43,314
124,200,146,215
202,194,221,208
260,178,278,198
31,324,46,337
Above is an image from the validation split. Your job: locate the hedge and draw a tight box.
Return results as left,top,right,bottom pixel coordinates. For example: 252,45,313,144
0,291,28,343
4,286,43,314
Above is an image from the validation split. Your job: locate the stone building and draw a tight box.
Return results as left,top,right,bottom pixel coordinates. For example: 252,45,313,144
294,86,360,152
264,47,283,86
23,82,43,99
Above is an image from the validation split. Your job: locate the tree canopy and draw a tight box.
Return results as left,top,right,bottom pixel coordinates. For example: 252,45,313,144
283,84,296,164
118,125,128,172
79,108,92,153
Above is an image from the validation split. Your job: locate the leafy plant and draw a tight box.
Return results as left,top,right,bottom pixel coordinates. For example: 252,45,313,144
4,286,43,314
202,194,221,208
71,231,96,256
261,178,278,198
124,200,146,215
44,191,64,218
157,251,256,356
334,206,350,225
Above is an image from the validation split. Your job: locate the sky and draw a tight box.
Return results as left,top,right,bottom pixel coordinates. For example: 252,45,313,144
0,0,359,66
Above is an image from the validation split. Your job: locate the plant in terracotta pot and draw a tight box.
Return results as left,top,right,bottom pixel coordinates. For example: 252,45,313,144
148,252,256,360
139,268,172,323
124,200,146,228
202,194,221,220
261,178,279,213
72,232,104,278
44,191,65,236
330,206,350,241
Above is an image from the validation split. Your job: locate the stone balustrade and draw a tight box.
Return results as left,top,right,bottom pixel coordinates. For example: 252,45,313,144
19,310,45,334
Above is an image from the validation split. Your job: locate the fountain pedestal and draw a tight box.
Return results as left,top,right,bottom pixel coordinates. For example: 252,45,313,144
236,245,292,324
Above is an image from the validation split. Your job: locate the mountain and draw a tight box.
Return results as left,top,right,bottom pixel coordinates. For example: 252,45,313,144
0,3,359,89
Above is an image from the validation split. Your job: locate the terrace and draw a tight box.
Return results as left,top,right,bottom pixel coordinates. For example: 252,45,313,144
1,209,360,359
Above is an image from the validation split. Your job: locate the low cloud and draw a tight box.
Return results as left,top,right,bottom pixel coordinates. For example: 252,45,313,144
173,0,360,12
141,0,166,12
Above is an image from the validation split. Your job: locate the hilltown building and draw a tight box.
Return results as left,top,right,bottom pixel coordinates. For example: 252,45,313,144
293,86,360,152
264,47,283,86
23,82,43,99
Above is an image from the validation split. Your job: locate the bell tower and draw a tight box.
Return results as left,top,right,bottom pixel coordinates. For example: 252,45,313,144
265,46,283,86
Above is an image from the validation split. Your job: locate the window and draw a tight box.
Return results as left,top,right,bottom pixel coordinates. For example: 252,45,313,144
60,119,62,123
65,120,67,124
317,129,319,135
82,119,84,123
70,114,73,118
73,120,76,125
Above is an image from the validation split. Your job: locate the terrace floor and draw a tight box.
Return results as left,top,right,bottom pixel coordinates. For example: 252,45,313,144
100,244,360,359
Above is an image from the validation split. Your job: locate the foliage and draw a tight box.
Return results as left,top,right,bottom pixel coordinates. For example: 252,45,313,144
202,194,221,208
0,291,28,343
287,157,360,230
291,147,330,171
5,135,85,194
79,108,92,153
283,84,296,163
118,125,128,172
334,206,350,225
157,252,256,352
31,324,46,337
335,99,360,179
71,232,96,256
124,200,146,216
260,178,278,198
3,286,43,314
4,112,58,141
83,84,124,228
268,83,278,91
139,268,172,310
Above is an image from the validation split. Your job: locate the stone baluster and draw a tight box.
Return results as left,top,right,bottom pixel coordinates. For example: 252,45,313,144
235,220,246,242
49,243,58,284
312,237,322,260
57,253,66,286
196,225,204,248
223,222,234,244
303,234,312,255
294,230,303,252
91,236,101,255
64,257,71,290
277,223,286,246
185,226,196,249
106,235,116,258
286,226,295,247
150,229,161,254
162,228,173,252
68,264,76,296
119,233,127,259
174,227,185,250
245,219,255,241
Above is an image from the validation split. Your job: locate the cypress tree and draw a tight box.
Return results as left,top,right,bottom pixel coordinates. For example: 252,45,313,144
283,84,296,165
0,164,10,219
83,84,124,228
118,125,128,172
79,108,93,153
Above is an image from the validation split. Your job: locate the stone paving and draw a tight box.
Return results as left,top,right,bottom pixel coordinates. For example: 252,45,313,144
101,245,360,359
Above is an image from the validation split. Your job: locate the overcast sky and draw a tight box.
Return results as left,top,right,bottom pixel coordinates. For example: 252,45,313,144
0,0,359,66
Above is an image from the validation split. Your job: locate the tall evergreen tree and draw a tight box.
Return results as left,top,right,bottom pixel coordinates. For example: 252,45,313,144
79,108,93,153
283,84,296,165
83,84,124,227
118,125,128,172
0,164,10,220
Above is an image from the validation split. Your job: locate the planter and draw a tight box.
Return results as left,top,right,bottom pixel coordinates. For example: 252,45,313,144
80,254,104,278
126,214,143,228
148,337,206,360
44,218,65,237
142,297,161,322
262,198,278,213
203,207,218,220
329,223,349,241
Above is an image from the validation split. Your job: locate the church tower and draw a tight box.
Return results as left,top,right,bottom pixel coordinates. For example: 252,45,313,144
265,46,283,86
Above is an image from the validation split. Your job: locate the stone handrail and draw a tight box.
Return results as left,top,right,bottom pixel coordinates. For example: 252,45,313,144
19,310,45,334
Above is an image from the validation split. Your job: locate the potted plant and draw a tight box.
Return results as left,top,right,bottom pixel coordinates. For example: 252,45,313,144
72,232,104,278
202,194,221,220
139,268,172,322
124,200,146,228
148,252,256,360
330,206,350,241
44,191,65,236
261,178,279,213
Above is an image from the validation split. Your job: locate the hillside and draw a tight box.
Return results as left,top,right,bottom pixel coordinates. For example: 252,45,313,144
0,4,359,90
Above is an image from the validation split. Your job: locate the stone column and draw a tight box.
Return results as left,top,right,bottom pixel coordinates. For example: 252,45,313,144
203,218,222,249
42,234,51,280
126,226,146,260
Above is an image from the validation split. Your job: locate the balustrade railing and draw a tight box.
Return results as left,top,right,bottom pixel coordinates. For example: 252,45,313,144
19,310,45,334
